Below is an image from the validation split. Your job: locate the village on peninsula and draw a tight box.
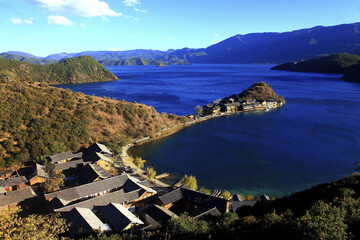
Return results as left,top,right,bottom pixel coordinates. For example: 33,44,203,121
0,81,286,237
201,81,285,116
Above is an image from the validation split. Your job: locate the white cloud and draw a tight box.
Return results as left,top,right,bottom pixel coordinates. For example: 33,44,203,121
123,0,140,7
214,33,219,37
11,18,34,25
48,15,73,26
29,0,122,17
79,23,85,27
168,38,173,41
107,48,119,51
134,8,147,13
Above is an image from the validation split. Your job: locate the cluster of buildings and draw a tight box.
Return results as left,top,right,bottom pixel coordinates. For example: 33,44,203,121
0,142,272,237
203,97,283,115
0,143,115,213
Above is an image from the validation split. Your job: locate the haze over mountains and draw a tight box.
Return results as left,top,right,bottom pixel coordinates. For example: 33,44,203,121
3,22,360,65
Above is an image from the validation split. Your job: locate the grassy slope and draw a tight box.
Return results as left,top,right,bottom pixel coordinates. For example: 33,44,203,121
0,81,185,167
271,53,360,73
0,56,118,84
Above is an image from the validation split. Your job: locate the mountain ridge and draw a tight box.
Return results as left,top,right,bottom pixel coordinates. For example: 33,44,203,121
4,22,360,64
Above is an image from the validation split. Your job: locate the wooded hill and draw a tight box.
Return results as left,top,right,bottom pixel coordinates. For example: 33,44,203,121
0,81,184,167
0,56,118,84
271,53,360,83
231,82,286,103
271,53,360,73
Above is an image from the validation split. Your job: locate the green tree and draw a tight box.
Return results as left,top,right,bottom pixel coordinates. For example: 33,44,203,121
220,190,232,200
167,214,209,240
199,187,212,195
0,210,68,240
180,174,198,190
34,155,47,165
298,201,348,240
133,157,146,169
146,167,156,180
42,163,65,193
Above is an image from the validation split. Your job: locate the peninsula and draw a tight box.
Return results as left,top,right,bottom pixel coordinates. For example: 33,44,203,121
202,82,285,116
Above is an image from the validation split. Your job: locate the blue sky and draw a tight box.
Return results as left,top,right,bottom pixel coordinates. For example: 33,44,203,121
1,0,360,57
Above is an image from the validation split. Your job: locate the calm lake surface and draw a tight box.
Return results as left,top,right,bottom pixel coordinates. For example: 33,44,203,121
58,64,360,197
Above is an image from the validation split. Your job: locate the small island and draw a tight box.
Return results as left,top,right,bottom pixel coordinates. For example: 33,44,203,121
201,82,285,116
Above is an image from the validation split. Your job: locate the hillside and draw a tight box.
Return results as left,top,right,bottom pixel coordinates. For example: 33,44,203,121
99,57,167,66
0,81,185,167
190,22,360,64
232,82,286,103
0,52,58,65
271,53,360,73
0,56,118,84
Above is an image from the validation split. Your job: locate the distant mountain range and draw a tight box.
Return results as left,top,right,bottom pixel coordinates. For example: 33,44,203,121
2,22,360,65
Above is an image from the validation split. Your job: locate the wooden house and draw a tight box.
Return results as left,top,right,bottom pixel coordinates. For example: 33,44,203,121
267,100,278,109
0,187,36,213
137,187,229,214
139,204,178,228
54,159,85,174
0,169,14,180
245,99,256,104
45,175,156,211
23,164,48,185
78,163,111,185
49,151,83,164
85,152,113,171
62,207,109,237
254,102,266,110
0,176,27,192
100,203,144,232
241,104,255,111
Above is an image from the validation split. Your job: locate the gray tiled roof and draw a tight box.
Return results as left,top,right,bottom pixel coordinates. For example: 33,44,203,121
85,152,113,164
25,164,48,180
78,164,110,184
140,204,178,225
232,194,243,202
231,200,257,212
0,176,27,188
49,151,82,163
44,175,129,201
54,188,146,212
0,187,36,207
87,143,112,155
100,203,143,232
158,187,229,212
54,159,85,172
63,207,108,237
0,169,13,177
191,207,221,219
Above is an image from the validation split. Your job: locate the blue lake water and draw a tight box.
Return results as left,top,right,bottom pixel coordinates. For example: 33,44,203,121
58,64,360,197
